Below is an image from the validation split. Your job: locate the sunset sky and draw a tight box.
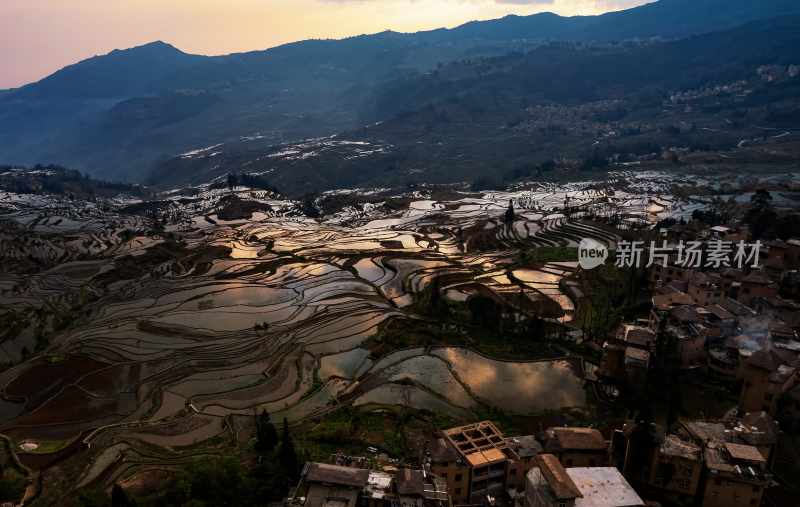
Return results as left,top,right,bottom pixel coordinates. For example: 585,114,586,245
1,0,648,89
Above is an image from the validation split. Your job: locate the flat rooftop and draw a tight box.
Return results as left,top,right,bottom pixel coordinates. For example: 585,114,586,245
567,467,645,507
305,462,370,489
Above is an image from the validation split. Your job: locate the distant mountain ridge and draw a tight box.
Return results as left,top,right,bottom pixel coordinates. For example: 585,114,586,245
147,15,800,194
1,0,799,183
433,0,800,42
12,41,207,100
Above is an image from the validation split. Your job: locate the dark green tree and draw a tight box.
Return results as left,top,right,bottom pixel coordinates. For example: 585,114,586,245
74,487,108,507
255,409,279,454
301,193,321,219
278,417,300,483
504,199,516,227
423,276,449,319
111,484,135,507
745,189,777,240
467,295,500,330
164,457,252,507
226,173,239,191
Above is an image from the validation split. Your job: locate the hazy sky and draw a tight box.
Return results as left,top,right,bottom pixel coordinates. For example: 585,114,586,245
1,0,647,89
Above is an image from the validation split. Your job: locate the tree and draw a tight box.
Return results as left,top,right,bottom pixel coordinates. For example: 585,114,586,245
255,410,279,454
751,189,773,213
504,199,516,229
467,295,501,330
278,418,300,483
164,457,252,507
301,193,321,219
745,189,777,240
226,173,239,191
74,487,108,507
0,467,26,504
421,276,449,319
111,484,135,507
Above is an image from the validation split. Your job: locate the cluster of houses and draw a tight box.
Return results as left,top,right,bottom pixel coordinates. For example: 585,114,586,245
286,459,450,507
287,421,646,507
286,414,784,507
599,235,800,433
615,411,780,507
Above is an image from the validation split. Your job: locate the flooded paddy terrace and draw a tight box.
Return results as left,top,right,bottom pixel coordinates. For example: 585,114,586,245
0,172,692,489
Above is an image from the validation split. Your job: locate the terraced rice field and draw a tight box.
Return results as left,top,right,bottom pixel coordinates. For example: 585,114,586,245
0,172,689,492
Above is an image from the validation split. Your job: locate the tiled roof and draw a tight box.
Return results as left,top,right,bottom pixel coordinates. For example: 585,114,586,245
724,443,766,464
653,292,694,310
305,463,370,488
742,272,774,285
537,454,583,500
546,427,607,451
748,350,781,372
706,304,734,320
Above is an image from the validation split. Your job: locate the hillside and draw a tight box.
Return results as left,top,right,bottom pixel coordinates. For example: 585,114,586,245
1,0,799,183
147,17,800,195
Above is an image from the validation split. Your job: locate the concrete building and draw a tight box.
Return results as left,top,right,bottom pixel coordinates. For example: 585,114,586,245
291,462,450,507
764,239,800,271
429,421,539,504
739,349,799,416
297,462,370,507
506,435,545,491
427,437,469,503
738,272,779,307
647,434,703,499
687,272,723,307
618,413,779,507
525,454,644,507
700,442,769,507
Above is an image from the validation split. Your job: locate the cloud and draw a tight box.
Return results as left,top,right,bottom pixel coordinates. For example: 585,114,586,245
320,0,556,3
495,0,554,5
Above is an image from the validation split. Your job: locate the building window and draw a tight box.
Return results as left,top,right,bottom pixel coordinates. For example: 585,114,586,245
455,473,462,482
455,488,462,495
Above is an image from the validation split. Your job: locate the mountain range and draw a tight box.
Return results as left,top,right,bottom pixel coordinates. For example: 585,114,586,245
2,0,800,189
